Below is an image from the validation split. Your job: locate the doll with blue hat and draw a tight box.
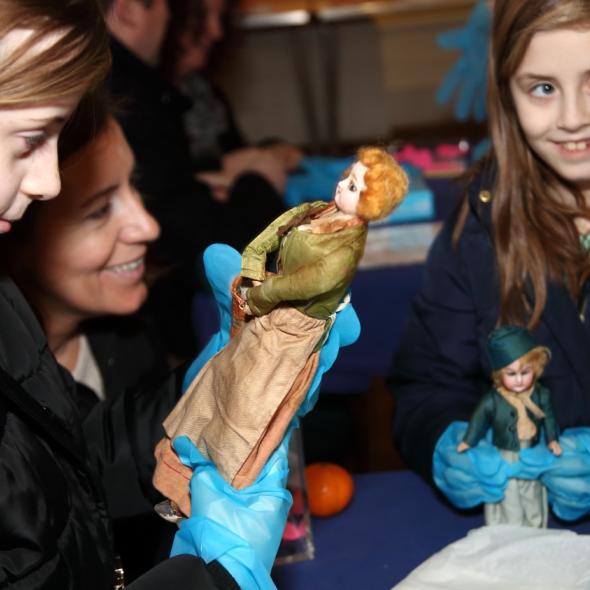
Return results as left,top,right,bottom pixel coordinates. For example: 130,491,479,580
456,325,561,527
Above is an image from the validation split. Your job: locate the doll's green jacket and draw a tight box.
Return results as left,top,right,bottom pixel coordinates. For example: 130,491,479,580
462,384,559,452
241,201,368,319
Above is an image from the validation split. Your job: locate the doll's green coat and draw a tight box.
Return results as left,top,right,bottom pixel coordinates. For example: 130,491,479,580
463,384,559,452
241,201,368,319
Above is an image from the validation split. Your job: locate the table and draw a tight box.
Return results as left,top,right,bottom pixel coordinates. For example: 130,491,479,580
271,469,590,589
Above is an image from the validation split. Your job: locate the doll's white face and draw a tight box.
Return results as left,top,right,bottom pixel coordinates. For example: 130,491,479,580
335,161,367,215
500,359,535,394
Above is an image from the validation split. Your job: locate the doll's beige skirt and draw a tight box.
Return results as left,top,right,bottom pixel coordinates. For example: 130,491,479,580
163,305,325,488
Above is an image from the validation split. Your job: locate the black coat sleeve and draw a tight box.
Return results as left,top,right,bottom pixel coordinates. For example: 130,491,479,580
388,210,496,482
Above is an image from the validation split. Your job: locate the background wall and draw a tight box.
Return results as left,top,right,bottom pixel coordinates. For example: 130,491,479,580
214,0,481,153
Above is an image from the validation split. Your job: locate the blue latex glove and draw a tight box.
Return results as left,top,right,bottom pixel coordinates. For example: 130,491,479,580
433,421,509,508
178,243,361,588
435,0,491,122
538,428,590,521
171,433,293,590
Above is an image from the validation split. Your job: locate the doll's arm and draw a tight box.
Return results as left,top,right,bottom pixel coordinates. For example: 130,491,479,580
461,391,493,449
241,202,322,281
246,233,364,316
538,384,561,452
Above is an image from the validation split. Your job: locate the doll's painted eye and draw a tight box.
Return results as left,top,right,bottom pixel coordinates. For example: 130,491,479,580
348,181,357,192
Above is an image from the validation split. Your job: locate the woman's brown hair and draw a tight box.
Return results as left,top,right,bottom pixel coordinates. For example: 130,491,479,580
0,0,111,106
486,0,590,328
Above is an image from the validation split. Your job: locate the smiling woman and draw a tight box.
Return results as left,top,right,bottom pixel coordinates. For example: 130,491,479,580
2,110,161,372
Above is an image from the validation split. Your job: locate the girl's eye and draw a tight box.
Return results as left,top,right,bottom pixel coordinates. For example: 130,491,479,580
531,82,555,98
348,181,357,192
19,132,48,156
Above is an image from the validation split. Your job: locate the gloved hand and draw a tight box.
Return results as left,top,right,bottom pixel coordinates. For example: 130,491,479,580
433,421,510,508
183,243,361,409
171,432,293,590
537,428,590,521
175,243,361,588
435,0,492,122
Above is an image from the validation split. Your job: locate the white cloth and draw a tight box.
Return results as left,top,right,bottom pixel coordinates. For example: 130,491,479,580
392,525,590,590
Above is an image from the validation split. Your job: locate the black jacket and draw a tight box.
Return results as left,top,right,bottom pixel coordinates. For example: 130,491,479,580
0,278,235,589
78,314,177,582
390,159,590,482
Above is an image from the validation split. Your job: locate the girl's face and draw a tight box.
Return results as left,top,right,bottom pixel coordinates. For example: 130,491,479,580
500,358,535,394
335,161,367,215
0,97,79,233
510,28,590,192
23,118,160,323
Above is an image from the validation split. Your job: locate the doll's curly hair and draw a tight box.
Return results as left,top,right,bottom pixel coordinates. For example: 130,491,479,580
356,147,408,221
491,345,551,388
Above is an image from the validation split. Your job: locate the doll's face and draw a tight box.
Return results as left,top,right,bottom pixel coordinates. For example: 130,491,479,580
335,161,367,215
500,358,536,393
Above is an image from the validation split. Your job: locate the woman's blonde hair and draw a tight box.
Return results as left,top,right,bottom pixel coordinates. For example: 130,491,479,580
491,345,551,388
356,146,408,221
0,0,111,106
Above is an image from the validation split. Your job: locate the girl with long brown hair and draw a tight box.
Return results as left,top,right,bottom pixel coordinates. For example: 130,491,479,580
391,0,590,486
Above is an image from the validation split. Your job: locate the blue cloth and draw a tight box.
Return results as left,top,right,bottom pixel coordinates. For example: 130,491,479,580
435,0,491,122
284,156,355,208
176,243,361,589
433,421,590,520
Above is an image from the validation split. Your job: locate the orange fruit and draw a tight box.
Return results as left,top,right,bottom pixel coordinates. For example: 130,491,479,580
305,462,354,517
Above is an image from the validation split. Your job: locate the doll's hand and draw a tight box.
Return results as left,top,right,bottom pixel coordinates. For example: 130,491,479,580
457,441,470,453
548,440,562,456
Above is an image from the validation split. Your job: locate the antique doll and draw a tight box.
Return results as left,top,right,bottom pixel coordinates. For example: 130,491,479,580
457,326,562,527
153,146,408,516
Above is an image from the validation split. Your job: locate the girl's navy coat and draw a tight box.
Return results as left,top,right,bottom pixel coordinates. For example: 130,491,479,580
390,159,590,481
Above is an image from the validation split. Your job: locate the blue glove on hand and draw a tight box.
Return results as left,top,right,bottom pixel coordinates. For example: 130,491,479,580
171,433,293,590
176,244,361,588
435,0,491,122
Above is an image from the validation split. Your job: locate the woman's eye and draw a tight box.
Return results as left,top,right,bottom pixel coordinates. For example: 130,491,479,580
531,82,555,98
348,181,357,192
87,202,111,220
